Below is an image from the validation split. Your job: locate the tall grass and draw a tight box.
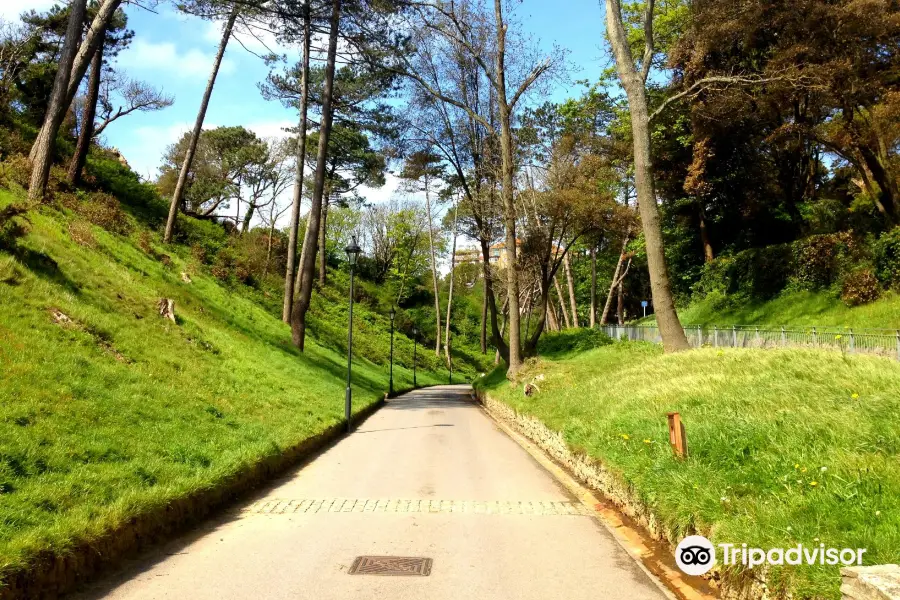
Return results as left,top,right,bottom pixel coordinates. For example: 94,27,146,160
478,342,900,599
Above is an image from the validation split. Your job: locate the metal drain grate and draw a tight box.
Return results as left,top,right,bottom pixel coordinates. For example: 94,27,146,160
349,556,433,576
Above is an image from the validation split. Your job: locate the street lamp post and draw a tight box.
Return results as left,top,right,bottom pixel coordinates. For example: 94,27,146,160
344,236,362,432
412,326,418,388
389,307,395,396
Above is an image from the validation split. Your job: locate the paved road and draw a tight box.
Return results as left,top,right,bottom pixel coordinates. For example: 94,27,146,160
75,385,668,600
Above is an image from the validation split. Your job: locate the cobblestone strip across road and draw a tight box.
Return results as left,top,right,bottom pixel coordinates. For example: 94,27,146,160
242,498,594,516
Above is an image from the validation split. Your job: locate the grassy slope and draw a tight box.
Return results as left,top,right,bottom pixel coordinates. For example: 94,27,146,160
0,187,446,581
477,342,900,599
639,290,900,329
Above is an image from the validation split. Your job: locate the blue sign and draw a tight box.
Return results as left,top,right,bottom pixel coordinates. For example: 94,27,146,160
641,300,648,307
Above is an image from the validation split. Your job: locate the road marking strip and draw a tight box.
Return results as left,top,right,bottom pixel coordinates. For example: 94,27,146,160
242,498,594,516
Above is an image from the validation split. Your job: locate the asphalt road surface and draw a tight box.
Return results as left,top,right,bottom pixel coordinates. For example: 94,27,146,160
74,385,669,600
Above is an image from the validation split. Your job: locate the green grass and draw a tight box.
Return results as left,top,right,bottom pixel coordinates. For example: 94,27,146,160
639,290,900,329
477,343,900,599
0,187,448,584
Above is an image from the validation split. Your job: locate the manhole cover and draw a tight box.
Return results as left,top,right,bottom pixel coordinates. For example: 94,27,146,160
348,556,433,576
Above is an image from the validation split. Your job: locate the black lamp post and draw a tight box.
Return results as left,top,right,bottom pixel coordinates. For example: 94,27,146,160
412,326,418,388
344,235,362,432
389,307,395,396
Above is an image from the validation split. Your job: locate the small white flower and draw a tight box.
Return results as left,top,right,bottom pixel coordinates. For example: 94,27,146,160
820,466,827,472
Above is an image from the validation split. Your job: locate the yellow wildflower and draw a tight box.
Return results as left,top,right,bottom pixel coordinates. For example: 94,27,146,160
620,434,630,440
809,481,818,487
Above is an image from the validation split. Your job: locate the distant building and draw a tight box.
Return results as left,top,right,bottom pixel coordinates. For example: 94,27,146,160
453,248,482,265
490,240,522,268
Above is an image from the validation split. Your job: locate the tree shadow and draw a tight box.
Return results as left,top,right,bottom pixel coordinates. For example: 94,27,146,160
8,246,81,295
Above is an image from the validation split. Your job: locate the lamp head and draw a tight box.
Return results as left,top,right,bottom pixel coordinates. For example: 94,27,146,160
345,235,362,266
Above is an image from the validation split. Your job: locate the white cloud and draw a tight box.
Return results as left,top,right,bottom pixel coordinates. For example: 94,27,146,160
116,38,235,79
0,0,56,22
244,119,294,139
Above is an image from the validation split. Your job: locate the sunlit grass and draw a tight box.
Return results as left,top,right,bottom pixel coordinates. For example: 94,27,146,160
639,290,900,329
478,343,900,599
0,188,445,582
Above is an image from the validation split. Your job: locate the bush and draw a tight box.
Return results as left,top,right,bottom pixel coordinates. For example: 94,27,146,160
693,244,793,300
791,232,856,290
58,191,133,236
0,154,31,190
874,227,900,288
67,220,96,248
840,269,881,306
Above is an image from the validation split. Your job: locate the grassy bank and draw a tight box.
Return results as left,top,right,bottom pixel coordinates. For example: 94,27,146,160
0,186,448,585
638,290,900,329
477,342,900,599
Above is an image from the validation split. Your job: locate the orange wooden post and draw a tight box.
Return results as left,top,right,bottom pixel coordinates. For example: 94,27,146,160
667,412,687,458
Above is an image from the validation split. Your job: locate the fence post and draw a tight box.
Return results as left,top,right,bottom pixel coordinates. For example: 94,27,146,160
714,326,718,347
732,325,737,347
812,326,817,346
755,326,760,346
781,326,786,347
697,325,702,347
849,329,855,353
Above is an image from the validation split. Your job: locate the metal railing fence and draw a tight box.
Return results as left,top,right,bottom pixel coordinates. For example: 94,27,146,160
599,324,900,361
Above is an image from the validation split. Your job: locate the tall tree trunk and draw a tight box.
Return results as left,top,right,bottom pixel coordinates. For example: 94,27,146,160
163,8,237,243
67,30,104,186
699,203,714,262
617,279,625,325
29,0,121,167
28,0,87,201
601,232,629,325
424,180,441,356
282,1,311,322
564,252,579,328
589,245,597,327
554,276,571,328
444,197,458,367
318,197,328,285
290,0,341,349
605,0,689,351
480,281,488,354
494,0,522,376
480,237,509,364
546,297,560,331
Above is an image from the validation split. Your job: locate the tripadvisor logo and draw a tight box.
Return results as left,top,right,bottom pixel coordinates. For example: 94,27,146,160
675,536,867,576
676,536,716,576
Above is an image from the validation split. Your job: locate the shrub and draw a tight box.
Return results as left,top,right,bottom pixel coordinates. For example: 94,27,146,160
67,220,96,248
874,227,900,288
58,191,133,236
693,244,793,301
791,232,856,290
0,154,31,190
840,269,881,306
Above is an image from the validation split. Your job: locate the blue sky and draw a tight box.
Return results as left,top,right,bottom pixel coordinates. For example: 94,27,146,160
3,0,611,202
